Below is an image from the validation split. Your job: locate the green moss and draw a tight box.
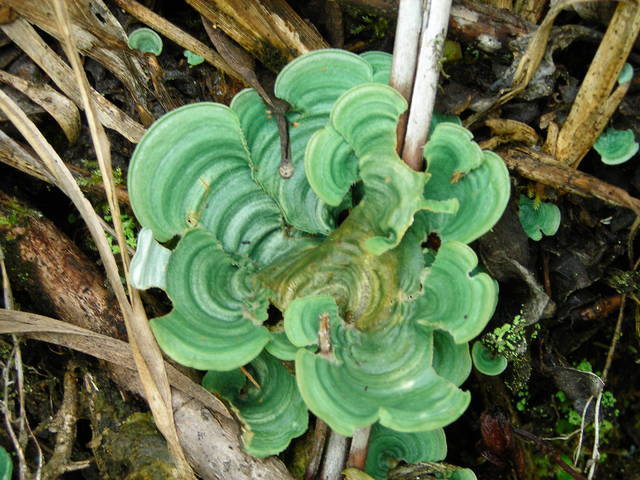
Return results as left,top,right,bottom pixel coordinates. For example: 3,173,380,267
0,213,18,227
483,312,528,359
258,41,288,72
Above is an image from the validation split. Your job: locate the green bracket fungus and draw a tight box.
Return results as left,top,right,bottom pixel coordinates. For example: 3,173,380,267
417,123,510,244
128,48,510,449
0,446,12,480
364,423,447,480
129,227,171,290
471,341,508,376
450,470,478,480
127,27,163,56
360,51,392,84
202,352,308,457
412,242,498,343
149,228,272,371
618,62,633,84
283,295,471,436
593,127,639,165
518,195,561,241
183,50,204,66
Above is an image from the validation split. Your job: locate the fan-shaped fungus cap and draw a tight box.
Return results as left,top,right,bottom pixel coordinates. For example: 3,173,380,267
202,352,308,457
472,341,507,376
0,446,13,480
594,128,639,165
618,63,633,84
518,195,561,241
127,27,163,55
284,295,471,436
184,50,204,66
365,424,447,479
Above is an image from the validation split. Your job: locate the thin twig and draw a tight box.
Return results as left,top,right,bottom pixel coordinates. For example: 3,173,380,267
41,362,79,480
573,395,593,465
513,427,588,480
240,366,261,390
346,425,372,470
390,0,423,153
1,247,41,480
304,418,328,480
319,429,349,480
587,393,602,480
2,344,28,480
401,0,453,171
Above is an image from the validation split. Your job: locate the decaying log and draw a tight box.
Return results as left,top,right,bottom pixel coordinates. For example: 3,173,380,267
336,0,533,51
0,192,294,480
449,0,533,51
499,146,640,216
186,0,328,70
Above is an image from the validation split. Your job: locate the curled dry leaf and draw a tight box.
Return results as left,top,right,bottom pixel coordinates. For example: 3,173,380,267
186,0,328,71
2,0,149,102
1,18,145,143
0,69,80,143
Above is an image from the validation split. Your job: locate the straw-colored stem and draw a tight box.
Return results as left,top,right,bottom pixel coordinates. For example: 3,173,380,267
401,0,452,171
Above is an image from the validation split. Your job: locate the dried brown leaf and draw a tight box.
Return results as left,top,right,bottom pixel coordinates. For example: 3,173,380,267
51,1,194,476
3,0,149,103
0,69,80,144
1,18,145,142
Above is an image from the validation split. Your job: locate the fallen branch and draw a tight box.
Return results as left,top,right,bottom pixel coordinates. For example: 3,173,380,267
499,146,640,216
555,1,640,167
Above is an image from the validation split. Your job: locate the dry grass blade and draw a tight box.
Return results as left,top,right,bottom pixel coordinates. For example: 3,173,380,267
555,1,640,166
112,0,244,82
52,0,129,277
51,1,194,476
0,309,231,418
1,17,145,143
3,0,149,105
0,69,80,144
0,82,199,478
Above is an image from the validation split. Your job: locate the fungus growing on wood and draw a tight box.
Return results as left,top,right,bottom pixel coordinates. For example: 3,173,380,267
128,49,510,454
127,27,163,55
